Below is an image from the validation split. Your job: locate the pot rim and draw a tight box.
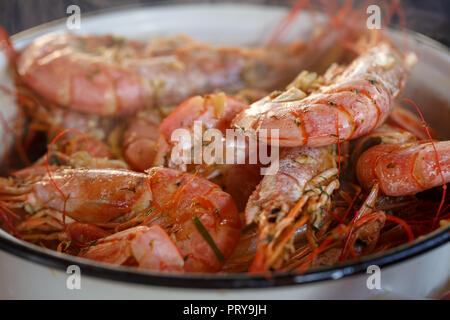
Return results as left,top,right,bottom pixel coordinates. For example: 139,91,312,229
0,224,448,289
0,2,449,290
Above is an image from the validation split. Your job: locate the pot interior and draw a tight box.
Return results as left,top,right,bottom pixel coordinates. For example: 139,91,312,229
0,3,448,288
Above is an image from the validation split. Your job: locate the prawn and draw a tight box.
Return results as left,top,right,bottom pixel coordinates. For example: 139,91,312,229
0,167,241,272
17,33,311,116
232,39,417,147
246,145,338,271
80,225,185,272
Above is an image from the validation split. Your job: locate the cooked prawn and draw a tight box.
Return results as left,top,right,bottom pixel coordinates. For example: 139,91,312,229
246,145,338,271
357,140,450,196
232,40,417,147
17,33,310,116
80,225,185,272
155,93,248,169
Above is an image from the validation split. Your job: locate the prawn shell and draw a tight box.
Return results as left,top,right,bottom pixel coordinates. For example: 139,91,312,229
357,141,450,196
80,225,184,272
30,168,149,223
146,167,241,272
232,42,411,148
159,95,247,140
245,146,336,224
17,33,149,116
130,225,184,272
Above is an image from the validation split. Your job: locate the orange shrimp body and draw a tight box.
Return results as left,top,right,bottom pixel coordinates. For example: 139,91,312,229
145,167,241,272
18,34,150,116
23,168,151,223
357,141,450,196
0,167,241,272
155,93,248,171
80,225,185,272
122,111,162,172
232,42,414,147
122,93,248,172
17,33,307,116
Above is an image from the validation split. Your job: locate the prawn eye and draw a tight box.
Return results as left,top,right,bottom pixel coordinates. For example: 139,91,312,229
268,207,281,222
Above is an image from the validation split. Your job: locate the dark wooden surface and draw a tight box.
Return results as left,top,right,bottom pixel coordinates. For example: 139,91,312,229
0,0,449,46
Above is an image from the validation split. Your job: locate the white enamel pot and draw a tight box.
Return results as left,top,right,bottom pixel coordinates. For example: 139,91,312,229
0,2,449,299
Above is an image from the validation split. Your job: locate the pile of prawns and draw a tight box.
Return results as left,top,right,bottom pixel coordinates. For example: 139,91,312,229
0,3,449,275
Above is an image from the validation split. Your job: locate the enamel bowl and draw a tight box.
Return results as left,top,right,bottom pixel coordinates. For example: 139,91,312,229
0,2,449,299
